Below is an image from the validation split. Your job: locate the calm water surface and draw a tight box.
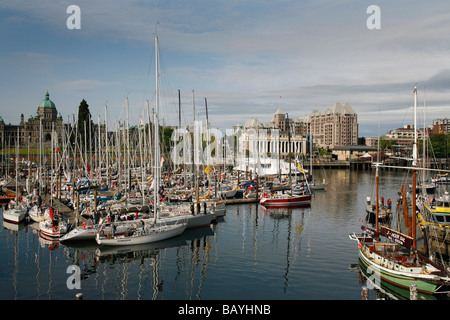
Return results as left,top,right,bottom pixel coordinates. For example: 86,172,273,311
0,169,410,300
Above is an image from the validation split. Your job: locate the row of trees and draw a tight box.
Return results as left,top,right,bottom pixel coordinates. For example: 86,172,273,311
419,134,450,158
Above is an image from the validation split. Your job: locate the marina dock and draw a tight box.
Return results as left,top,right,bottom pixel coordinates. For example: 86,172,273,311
41,194,76,223
224,197,259,205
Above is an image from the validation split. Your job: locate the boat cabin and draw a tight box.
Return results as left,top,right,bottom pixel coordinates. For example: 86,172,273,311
431,192,450,224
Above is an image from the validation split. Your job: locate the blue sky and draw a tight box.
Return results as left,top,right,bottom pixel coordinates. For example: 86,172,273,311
1,0,450,137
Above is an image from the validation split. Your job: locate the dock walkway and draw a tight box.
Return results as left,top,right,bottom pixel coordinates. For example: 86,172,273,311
42,194,77,223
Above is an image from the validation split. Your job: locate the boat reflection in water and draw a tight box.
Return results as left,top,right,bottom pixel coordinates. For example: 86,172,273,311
94,226,215,260
354,261,445,300
261,203,311,217
63,225,216,300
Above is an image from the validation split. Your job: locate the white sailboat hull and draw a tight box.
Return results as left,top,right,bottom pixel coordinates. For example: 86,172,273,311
28,206,44,223
61,218,152,242
161,213,214,229
60,227,97,241
96,223,186,246
39,220,70,238
3,208,26,224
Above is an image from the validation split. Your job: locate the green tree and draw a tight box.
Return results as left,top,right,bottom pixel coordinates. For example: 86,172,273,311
420,133,450,158
375,138,398,152
76,99,94,150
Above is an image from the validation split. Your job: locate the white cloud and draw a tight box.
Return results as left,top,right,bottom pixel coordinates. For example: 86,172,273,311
2,1,450,136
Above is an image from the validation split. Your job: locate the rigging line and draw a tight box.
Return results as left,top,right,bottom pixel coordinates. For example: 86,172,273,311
156,39,180,123
398,89,415,130
138,42,156,115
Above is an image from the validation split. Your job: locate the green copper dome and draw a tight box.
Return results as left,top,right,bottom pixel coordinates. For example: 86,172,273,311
38,90,56,109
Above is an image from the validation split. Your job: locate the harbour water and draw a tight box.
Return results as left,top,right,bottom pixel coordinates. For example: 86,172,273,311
0,168,424,300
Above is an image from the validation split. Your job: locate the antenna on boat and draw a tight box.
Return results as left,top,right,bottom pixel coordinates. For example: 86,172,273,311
155,21,160,36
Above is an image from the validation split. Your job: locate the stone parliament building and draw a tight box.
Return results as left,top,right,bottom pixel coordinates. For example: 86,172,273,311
0,91,64,148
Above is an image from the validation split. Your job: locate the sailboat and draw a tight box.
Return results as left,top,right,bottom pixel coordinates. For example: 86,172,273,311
39,206,71,238
28,205,45,222
350,87,450,297
364,107,392,224
365,151,391,224
260,113,312,207
96,34,187,246
3,202,26,224
2,129,26,224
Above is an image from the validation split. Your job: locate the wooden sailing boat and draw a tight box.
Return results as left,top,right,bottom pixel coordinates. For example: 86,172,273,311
365,116,390,224
350,87,450,297
96,34,186,246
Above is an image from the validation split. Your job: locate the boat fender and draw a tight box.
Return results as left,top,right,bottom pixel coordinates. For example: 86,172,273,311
82,222,86,229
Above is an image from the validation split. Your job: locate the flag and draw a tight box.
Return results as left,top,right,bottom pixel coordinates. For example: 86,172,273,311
49,207,54,222
297,163,304,173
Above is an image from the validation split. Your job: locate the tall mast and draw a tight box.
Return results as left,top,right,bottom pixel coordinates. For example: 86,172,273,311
178,89,181,130
412,86,418,250
126,97,130,202
98,114,101,175
287,113,292,192
15,127,19,202
413,86,418,167
204,97,209,128
153,34,160,222
146,100,151,175
192,90,196,122
376,106,380,237
105,104,109,187
422,91,426,195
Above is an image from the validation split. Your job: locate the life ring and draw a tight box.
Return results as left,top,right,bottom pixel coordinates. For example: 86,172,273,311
52,225,59,232
82,222,86,229
358,242,362,250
